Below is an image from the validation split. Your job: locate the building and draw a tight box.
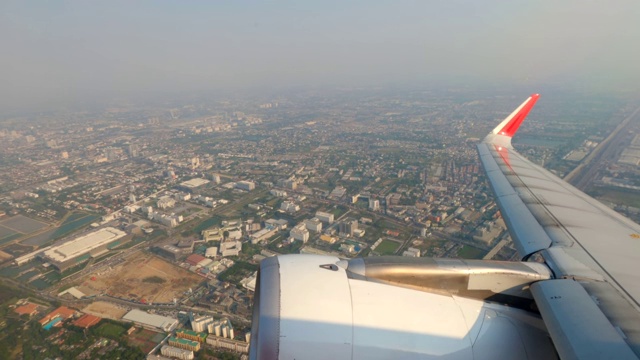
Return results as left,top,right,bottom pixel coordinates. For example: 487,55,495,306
403,247,421,257
315,211,334,224
207,318,235,339
128,144,139,158
206,336,249,354
41,227,128,272
205,247,218,257
179,178,210,192
202,228,223,241
338,220,358,237
186,254,207,267
161,345,194,360
250,227,278,244
270,189,287,197
72,314,101,328
319,235,337,244
340,243,356,254
168,337,200,352
236,181,255,191
155,244,183,261
122,309,178,332
14,302,39,317
280,201,300,213
225,227,243,240
305,218,323,233
176,328,208,343
220,241,242,257
191,315,215,333
157,196,176,210
290,224,309,243
39,306,76,329
265,219,288,230
369,199,380,211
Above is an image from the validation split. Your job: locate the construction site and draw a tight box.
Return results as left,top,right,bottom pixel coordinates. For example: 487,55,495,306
77,252,203,304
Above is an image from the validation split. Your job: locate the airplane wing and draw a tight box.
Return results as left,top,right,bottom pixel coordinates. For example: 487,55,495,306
478,94,640,359
248,95,640,360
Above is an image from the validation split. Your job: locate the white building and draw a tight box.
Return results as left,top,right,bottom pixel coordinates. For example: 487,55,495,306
41,227,127,271
161,345,194,360
157,196,176,210
236,181,255,191
403,247,421,257
315,211,334,224
369,199,380,211
305,218,323,233
290,224,309,243
205,247,218,257
225,228,243,240
280,201,300,213
205,336,249,354
220,241,242,257
122,309,178,332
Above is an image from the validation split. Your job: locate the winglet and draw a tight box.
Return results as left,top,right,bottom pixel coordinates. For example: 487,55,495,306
491,94,540,137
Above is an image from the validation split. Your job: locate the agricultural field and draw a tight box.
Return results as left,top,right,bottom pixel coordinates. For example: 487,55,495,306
0,215,50,246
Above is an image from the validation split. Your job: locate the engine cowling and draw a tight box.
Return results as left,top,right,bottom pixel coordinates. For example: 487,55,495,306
250,254,557,360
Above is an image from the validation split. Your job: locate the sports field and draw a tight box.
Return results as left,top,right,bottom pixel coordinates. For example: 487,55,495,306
375,239,401,255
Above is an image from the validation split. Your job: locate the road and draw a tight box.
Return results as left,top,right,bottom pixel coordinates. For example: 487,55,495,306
483,237,509,260
564,105,640,190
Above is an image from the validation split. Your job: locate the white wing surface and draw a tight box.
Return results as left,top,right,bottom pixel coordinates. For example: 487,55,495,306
478,94,640,359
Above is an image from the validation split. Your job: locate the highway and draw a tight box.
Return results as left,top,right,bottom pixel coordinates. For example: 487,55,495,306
564,105,640,190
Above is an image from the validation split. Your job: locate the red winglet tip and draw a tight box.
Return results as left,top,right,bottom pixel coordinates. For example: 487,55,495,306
496,94,540,137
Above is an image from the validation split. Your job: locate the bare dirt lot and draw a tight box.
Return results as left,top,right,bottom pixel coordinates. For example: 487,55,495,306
79,253,203,303
82,301,128,320
0,250,13,262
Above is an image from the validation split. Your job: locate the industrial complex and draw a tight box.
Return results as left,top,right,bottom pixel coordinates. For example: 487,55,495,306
40,227,129,271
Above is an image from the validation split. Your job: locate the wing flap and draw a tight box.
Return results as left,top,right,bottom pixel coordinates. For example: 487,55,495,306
531,279,637,360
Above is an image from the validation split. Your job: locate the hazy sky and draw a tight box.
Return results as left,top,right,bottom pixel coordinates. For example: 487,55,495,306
1,1,639,112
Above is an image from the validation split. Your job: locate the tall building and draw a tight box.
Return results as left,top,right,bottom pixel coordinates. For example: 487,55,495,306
369,198,380,211
305,218,322,233
339,220,358,237
290,224,309,243
128,144,139,158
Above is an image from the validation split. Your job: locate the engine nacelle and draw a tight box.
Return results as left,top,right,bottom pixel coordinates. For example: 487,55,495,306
250,255,557,360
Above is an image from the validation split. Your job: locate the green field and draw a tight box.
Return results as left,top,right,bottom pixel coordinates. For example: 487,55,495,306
375,239,400,255
94,322,127,339
457,245,486,259
592,186,640,208
193,215,223,234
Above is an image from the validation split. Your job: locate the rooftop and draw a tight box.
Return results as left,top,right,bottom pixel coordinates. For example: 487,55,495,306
123,309,178,331
43,227,126,262
180,178,210,188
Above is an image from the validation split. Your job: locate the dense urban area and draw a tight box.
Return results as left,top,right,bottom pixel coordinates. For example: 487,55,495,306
1,87,640,360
